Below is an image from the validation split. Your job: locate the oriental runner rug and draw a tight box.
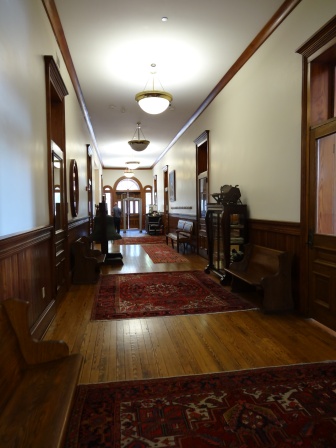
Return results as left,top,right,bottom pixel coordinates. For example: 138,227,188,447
117,235,166,245
142,243,188,263
91,270,256,320
64,361,336,447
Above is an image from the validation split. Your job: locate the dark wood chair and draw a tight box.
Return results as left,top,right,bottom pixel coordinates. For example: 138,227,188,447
148,217,163,235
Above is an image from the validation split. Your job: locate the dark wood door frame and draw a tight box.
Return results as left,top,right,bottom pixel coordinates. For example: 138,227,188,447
296,17,336,318
163,165,169,232
195,130,210,257
44,56,69,303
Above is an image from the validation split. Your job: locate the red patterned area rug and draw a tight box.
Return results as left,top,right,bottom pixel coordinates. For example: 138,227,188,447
117,235,166,245
64,361,336,447
142,243,189,263
91,271,256,320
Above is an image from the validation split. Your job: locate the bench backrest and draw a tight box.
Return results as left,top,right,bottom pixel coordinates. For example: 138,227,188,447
72,241,88,265
177,220,193,233
177,220,186,230
248,245,282,276
0,302,26,410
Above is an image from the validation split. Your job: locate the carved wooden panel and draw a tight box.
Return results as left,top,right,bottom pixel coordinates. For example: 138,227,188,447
0,227,53,337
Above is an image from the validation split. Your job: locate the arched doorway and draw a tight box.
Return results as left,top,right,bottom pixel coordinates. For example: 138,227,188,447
113,177,142,231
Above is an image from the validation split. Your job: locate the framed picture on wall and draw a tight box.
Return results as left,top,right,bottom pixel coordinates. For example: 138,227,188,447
169,170,176,202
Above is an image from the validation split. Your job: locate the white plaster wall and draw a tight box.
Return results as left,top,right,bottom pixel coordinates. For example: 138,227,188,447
154,0,336,222
0,0,101,236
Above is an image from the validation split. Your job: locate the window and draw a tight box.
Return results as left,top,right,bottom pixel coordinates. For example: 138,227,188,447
145,186,152,213
116,179,140,191
103,186,113,215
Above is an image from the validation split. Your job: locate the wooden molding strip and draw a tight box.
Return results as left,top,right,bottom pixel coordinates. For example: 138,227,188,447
155,0,302,165
296,15,336,58
42,0,103,166
0,226,53,260
249,219,301,236
171,206,193,210
42,0,301,169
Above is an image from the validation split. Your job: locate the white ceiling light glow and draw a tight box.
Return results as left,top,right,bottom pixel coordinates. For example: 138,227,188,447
126,161,140,170
135,63,173,115
128,122,150,152
124,168,134,178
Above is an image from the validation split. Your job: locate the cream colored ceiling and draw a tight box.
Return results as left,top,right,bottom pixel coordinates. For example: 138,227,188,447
54,0,284,169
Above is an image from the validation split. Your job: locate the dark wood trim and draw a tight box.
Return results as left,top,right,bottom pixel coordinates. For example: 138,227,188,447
169,213,197,221
155,0,302,164
67,216,90,232
42,0,103,166
248,219,301,310
296,15,336,59
69,159,79,217
248,219,300,237
44,55,68,99
43,0,301,169
0,226,54,337
0,227,53,260
296,17,336,316
194,130,210,146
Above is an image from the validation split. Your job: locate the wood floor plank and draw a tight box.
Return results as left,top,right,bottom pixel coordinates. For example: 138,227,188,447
139,318,168,378
44,235,336,383
163,316,203,375
146,317,183,377
181,315,232,372
79,322,100,383
131,318,154,379
116,320,126,381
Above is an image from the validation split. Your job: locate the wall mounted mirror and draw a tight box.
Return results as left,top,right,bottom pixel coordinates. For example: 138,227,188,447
69,159,79,217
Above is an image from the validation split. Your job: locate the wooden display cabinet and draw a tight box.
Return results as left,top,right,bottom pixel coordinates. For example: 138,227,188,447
204,203,247,283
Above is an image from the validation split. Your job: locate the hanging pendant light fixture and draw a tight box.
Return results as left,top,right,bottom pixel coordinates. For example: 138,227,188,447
135,64,173,115
124,168,134,178
128,122,150,152
125,161,140,170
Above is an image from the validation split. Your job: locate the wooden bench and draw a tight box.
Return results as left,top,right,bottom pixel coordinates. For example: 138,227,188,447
224,244,293,312
0,298,83,448
72,236,106,284
166,220,193,253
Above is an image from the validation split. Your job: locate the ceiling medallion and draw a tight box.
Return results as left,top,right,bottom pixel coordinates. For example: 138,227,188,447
128,122,150,152
135,64,173,115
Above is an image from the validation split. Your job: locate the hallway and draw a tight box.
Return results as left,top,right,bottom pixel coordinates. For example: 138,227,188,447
45,237,336,384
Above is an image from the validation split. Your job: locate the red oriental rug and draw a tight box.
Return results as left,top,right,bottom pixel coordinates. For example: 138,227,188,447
117,235,166,245
91,270,256,320
64,361,336,447
142,244,188,263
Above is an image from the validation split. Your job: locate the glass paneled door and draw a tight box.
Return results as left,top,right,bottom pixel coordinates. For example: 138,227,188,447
308,119,336,330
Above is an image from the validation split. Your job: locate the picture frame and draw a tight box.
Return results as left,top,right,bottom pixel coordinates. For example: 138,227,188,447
169,170,176,202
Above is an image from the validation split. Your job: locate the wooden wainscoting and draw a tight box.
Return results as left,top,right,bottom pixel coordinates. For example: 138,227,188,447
248,219,301,309
0,218,91,340
166,215,302,310
0,227,54,339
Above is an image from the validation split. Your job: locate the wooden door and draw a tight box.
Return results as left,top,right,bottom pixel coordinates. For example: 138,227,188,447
87,145,93,234
51,144,67,297
195,131,209,258
308,120,336,330
163,166,169,231
297,19,336,330
44,56,69,303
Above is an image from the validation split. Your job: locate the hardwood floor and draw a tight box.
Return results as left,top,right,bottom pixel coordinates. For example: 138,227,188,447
45,235,336,384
